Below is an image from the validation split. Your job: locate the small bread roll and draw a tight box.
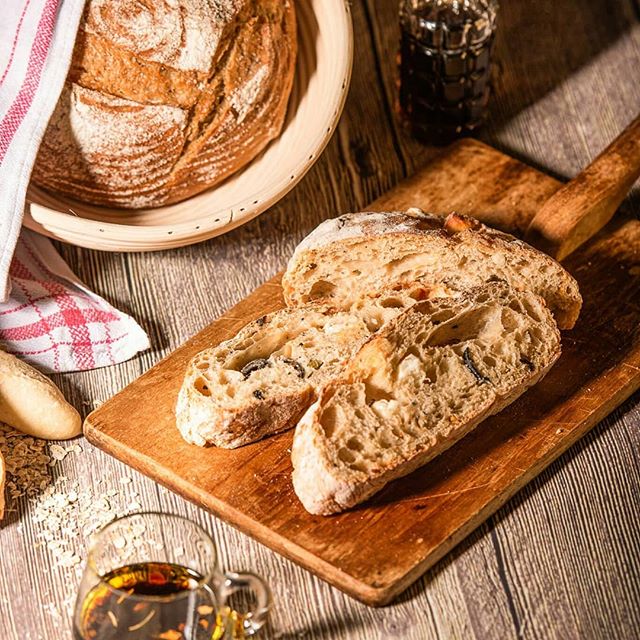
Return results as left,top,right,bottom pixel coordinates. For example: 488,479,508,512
0,350,81,440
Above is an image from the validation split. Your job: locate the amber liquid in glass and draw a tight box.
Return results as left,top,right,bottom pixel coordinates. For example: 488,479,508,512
74,562,220,640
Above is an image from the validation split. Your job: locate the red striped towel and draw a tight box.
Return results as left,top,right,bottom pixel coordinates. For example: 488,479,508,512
0,0,150,372
2,231,149,373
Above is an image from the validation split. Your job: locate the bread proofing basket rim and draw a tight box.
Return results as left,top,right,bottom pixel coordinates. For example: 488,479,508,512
23,0,354,252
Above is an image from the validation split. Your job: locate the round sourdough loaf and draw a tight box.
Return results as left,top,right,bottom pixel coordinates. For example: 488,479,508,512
32,0,297,208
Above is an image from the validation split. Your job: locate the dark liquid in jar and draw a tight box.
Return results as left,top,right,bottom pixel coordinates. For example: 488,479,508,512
399,17,494,144
74,562,220,640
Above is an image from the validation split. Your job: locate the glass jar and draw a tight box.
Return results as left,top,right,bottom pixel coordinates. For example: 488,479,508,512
399,0,499,145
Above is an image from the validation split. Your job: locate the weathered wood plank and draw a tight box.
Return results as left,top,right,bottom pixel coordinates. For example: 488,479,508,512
1,0,640,637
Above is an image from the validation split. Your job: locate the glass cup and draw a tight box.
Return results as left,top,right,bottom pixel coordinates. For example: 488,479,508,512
73,512,271,640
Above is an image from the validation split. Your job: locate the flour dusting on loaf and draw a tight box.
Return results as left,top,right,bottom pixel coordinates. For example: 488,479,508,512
83,0,237,73
33,0,297,208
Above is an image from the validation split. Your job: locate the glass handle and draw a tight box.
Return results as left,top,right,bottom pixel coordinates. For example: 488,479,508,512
219,570,272,637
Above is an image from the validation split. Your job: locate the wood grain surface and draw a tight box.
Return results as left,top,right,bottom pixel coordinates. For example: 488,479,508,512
525,112,640,259
83,138,640,606
1,0,640,638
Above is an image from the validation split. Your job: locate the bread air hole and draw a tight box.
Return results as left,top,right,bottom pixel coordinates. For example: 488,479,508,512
482,354,497,369
364,380,395,404
529,326,546,344
508,299,525,314
377,435,392,449
193,376,212,397
346,436,364,451
379,296,407,308
501,308,520,332
308,279,337,299
428,307,501,348
338,447,356,463
521,298,543,323
319,405,337,438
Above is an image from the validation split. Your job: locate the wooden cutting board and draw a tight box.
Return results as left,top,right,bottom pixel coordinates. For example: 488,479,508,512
84,139,640,606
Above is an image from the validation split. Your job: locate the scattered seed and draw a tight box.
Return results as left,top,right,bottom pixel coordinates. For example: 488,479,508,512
113,536,127,550
49,444,68,462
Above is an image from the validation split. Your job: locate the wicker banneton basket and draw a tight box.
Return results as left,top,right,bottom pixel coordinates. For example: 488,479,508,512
24,0,353,252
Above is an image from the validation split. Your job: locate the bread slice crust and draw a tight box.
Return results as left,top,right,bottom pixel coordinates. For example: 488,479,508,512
176,286,434,448
291,283,562,515
283,210,582,330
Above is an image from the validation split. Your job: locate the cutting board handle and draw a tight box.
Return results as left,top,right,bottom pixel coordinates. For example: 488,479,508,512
525,113,640,261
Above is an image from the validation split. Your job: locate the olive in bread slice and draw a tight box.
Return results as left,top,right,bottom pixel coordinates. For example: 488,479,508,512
176,286,435,449
291,282,562,515
282,209,582,330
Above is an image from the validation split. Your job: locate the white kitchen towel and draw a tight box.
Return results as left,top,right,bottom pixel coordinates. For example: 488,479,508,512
0,0,85,302
0,230,150,373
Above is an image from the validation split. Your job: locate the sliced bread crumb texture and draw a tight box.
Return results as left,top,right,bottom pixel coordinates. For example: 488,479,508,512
176,287,433,449
283,210,582,330
291,283,562,515
176,306,368,448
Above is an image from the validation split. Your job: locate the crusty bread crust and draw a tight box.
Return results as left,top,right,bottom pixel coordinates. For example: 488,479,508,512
291,284,562,515
32,0,297,208
283,210,582,330
0,350,81,440
176,286,434,448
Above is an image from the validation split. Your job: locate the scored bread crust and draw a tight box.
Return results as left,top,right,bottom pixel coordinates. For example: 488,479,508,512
291,283,562,515
32,0,297,208
283,210,582,330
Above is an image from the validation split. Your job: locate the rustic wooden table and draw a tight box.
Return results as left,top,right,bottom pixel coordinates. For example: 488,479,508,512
2,1,639,638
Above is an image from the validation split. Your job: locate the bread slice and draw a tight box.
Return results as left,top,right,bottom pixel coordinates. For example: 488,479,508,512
176,285,435,448
291,283,562,515
283,210,582,330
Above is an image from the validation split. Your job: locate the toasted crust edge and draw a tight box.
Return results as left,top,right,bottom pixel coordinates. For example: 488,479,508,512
283,210,582,330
